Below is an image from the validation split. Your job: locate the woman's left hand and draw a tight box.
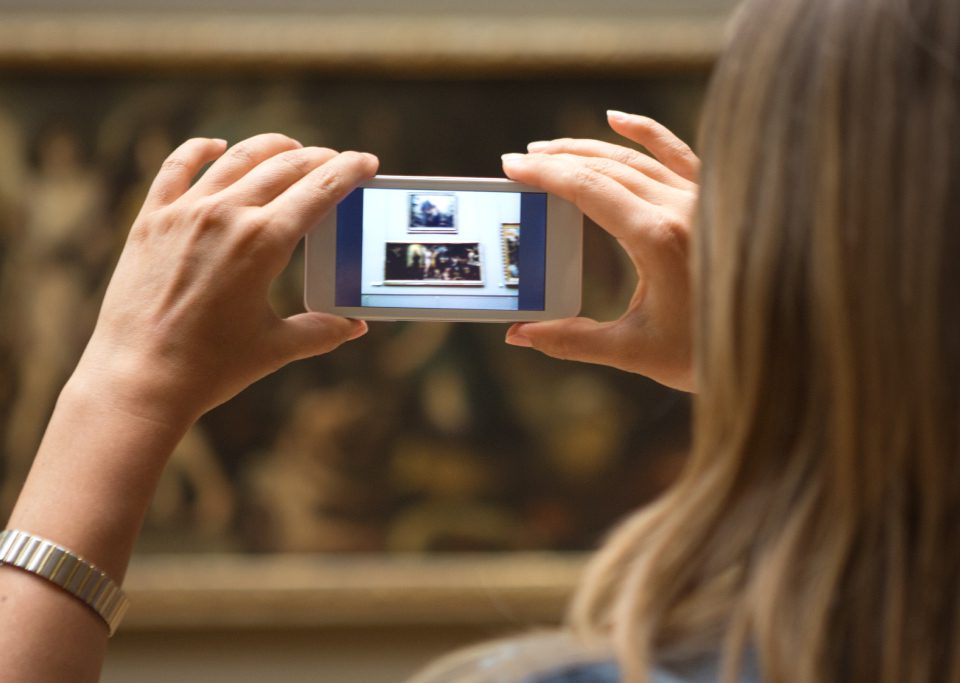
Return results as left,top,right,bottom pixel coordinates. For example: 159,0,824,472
502,111,699,392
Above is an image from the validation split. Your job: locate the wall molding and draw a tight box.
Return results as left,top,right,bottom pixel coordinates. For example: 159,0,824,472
122,553,585,630
0,11,729,74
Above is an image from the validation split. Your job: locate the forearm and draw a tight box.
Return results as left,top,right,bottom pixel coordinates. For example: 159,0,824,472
0,372,190,682
0,134,376,682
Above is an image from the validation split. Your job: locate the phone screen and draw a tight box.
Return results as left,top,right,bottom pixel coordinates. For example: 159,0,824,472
334,187,548,311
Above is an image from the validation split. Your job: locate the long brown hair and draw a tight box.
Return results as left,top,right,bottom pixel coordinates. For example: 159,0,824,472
571,0,960,681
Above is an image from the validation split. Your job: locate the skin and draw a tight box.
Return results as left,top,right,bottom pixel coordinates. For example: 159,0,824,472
0,133,378,682
0,111,698,681
502,110,699,393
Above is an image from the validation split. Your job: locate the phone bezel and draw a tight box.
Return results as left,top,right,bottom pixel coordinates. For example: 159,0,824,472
304,175,582,322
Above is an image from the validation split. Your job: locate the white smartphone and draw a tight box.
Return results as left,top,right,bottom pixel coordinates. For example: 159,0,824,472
304,175,583,322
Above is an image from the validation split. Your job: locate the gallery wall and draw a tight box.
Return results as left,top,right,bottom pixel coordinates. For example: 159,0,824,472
0,1,726,679
361,189,520,299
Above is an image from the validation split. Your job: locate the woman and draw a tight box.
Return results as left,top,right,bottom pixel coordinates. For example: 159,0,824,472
3,0,958,682
493,0,959,680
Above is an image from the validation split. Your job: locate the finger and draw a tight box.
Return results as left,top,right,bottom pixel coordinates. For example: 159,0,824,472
502,152,656,243
526,137,693,191
606,111,700,182
263,151,379,241
190,133,303,196
143,138,227,211
551,152,691,208
505,318,629,368
220,146,339,207
275,313,368,362
507,315,694,391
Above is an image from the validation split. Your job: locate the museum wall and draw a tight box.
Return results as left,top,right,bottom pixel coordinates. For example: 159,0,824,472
0,1,734,680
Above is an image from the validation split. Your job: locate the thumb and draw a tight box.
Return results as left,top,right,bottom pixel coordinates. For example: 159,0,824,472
278,313,368,361
505,317,623,366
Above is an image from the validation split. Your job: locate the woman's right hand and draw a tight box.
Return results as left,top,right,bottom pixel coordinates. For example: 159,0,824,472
73,133,379,428
501,110,699,392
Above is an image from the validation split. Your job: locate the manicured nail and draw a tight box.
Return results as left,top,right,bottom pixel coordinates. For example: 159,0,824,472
526,140,550,152
607,110,629,122
505,332,533,348
501,153,526,163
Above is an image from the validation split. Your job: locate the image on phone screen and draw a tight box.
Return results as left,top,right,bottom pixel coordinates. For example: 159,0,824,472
333,187,547,312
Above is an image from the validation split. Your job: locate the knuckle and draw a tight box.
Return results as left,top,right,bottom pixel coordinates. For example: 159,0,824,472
238,211,285,255
127,218,152,244
616,148,644,168
585,157,615,174
653,212,691,253
572,165,605,202
274,150,312,176
225,224,279,268
573,164,598,186
236,221,270,253
189,197,228,226
227,143,255,165
159,155,190,175
306,165,344,202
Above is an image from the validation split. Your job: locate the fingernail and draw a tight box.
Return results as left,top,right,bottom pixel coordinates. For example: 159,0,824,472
526,141,550,152
505,332,533,348
348,320,368,340
607,110,629,122
501,153,526,163
212,138,228,146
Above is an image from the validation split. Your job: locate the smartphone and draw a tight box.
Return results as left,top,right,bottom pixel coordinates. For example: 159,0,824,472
304,175,582,322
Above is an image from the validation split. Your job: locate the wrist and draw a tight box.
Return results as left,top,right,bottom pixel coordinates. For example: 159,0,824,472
67,343,204,434
8,376,191,581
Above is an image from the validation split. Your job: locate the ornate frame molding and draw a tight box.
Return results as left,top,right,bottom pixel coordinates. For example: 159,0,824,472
0,10,730,73
122,553,585,630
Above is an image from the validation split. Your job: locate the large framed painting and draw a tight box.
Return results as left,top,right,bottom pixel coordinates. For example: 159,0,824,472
0,2,722,662
501,223,520,287
408,193,458,233
384,242,482,285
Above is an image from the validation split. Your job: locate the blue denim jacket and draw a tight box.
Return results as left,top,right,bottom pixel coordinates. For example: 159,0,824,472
524,661,621,683
526,652,761,683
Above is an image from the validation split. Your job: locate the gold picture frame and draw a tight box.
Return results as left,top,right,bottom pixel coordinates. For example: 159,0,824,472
0,1,707,650
0,1,731,74
501,223,520,288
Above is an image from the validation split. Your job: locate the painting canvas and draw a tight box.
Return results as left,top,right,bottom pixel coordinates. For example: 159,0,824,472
383,242,482,285
408,193,457,232
501,223,519,287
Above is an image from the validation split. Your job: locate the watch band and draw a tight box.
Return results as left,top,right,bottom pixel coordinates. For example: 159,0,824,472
0,529,129,636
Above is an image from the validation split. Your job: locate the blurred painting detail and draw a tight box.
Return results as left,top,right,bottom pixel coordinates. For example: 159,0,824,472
384,243,482,285
0,75,702,555
409,193,457,232
501,223,520,287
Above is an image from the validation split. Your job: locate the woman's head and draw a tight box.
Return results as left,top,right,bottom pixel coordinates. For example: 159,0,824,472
573,0,960,681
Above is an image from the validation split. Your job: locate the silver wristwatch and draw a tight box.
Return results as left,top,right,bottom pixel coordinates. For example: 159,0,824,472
0,529,129,636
